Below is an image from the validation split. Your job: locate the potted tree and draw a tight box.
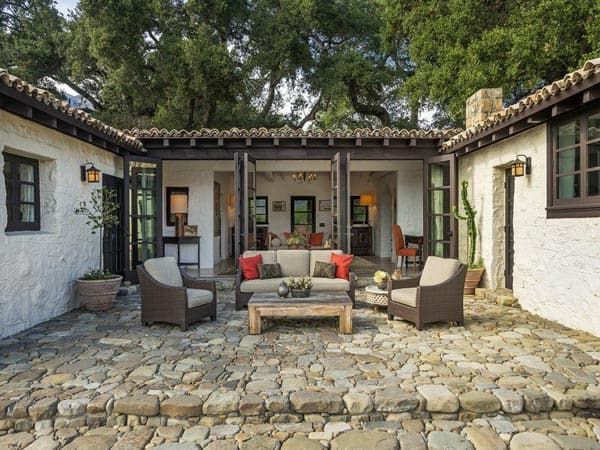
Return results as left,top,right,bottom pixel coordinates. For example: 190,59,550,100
453,180,484,295
75,187,122,311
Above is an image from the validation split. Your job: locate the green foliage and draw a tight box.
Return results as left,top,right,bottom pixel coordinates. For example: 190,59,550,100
75,187,120,272
1,0,599,128
453,180,479,269
81,269,117,280
287,276,313,290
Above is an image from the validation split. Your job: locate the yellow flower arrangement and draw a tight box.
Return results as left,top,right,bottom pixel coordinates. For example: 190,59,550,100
373,270,388,284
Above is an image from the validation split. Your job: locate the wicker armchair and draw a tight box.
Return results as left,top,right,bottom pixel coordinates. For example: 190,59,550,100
387,256,466,330
137,257,217,331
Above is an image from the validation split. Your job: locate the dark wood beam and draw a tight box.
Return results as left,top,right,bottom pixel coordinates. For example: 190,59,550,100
583,87,600,103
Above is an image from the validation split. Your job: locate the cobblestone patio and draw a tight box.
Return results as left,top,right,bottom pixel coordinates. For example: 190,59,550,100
1,288,600,449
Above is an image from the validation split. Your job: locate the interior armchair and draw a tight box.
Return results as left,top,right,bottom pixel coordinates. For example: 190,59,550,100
137,257,217,331
387,256,466,330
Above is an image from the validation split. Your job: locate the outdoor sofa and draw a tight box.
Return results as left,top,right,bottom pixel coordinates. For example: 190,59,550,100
387,256,466,330
138,256,217,330
236,249,356,310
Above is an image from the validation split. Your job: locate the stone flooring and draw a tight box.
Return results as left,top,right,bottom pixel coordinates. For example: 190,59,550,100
1,288,600,449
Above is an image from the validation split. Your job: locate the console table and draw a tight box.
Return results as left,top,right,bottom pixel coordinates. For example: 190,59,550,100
404,234,424,267
163,236,200,267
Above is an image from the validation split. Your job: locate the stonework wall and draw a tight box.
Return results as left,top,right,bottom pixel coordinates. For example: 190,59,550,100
458,125,600,337
0,110,122,339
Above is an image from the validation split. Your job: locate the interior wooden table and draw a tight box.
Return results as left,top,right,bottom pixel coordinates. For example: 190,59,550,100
248,292,353,335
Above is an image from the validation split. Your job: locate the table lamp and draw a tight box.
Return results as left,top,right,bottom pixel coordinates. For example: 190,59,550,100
170,193,188,237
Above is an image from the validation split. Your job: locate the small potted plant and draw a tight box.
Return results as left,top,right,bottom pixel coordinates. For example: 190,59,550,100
74,187,123,311
373,270,389,290
453,180,485,294
288,276,313,298
286,232,307,248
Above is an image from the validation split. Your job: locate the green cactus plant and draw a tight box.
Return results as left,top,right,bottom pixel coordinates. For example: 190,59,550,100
453,180,481,269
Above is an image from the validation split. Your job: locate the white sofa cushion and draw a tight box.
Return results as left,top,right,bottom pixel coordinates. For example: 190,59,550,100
420,256,460,287
309,250,342,276
144,257,183,287
391,288,418,307
277,250,310,276
311,277,350,291
240,277,287,293
186,289,213,308
243,250,277,265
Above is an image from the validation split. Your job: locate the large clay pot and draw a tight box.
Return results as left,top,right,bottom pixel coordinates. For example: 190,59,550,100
464,268,484,295
76,276,123,311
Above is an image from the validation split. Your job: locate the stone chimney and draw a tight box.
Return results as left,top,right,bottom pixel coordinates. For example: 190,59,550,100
465,88,503,128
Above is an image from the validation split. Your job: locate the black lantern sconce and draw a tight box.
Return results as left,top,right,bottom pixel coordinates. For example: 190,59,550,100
81,162,101,183
510,154,531,177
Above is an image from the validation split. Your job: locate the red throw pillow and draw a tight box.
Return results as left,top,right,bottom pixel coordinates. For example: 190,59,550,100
310,232,324,246
239,254,262,280
330,253,353,280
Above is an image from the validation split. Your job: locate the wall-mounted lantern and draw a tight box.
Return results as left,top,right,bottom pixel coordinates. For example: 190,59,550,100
80,162,101,183
511,155,531,177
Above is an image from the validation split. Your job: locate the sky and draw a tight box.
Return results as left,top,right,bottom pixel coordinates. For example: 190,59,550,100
54,0,78,16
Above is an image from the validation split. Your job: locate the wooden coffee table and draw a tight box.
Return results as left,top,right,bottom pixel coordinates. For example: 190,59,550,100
248,292,352,335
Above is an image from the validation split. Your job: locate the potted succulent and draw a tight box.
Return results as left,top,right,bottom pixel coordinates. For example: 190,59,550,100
453,180,485,295
74,187,123,311
373,270,389,290
288,276,313,298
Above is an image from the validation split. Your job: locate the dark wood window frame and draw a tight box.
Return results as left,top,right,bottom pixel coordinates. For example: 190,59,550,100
547,105,600,218
3,153,41,232
255,195,268,225
290,196,316,232
166,186,188,226
350,195,369,224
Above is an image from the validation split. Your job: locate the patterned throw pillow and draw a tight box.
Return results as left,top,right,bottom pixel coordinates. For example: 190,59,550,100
258,263,282,279
313,261,336,278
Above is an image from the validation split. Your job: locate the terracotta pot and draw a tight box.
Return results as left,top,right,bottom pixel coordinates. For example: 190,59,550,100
464,268,484,295
76,276,122,311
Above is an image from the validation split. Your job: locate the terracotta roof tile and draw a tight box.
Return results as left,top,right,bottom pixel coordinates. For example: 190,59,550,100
0,69,143,151
443,58,600,151
124,126,461,140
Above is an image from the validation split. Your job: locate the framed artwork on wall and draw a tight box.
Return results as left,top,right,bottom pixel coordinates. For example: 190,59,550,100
319,200,331,211
166,186,189,226
272,200,286,212
214,182,221,236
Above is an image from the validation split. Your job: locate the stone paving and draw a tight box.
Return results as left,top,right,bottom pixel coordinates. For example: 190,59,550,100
1,288,600,449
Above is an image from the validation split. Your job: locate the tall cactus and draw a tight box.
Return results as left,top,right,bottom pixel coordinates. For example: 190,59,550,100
453,180,478,268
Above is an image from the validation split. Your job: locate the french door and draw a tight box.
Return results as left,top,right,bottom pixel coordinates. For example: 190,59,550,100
124,155,162,280
331,152,351,253
424,154,457,258
505,168,515,289
234,152,256,262
102,174,124,275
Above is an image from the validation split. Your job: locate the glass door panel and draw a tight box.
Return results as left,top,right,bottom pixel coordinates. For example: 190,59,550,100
425,156,456,258
331,153,340,249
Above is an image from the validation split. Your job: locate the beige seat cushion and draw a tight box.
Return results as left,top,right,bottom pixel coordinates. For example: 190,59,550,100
240,277,287,293
309,250,342,276
277,250,310,276
390,288,418,308
144,257,183,287
243,250,277,265
420,256,461,286
186,289,213,308
311,277,350,291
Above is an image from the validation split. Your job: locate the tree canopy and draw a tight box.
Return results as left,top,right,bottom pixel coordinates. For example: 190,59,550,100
1,0,598,129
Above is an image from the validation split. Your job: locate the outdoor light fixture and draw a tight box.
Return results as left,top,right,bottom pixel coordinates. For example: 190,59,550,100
511,154,531,177
359,193,375,206
80,162,101,183
170,193,188,237
292,171,317,183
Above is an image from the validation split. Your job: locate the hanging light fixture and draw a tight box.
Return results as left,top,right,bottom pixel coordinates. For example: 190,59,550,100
292,171,317,183
510,154,531,177
80,162,101,183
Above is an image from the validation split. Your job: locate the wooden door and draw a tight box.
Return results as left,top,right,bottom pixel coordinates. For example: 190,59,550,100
505,168,515,289
234,152,256,263
124,154,162,281
331,153,351,253
424,154,457,258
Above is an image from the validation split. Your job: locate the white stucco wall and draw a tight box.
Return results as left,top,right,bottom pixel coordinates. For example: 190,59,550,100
458,125,600,337
396,160,424,236
0,110,122,339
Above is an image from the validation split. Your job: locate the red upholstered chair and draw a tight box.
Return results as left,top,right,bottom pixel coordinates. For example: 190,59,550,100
392,224,419,270
309,232,324,247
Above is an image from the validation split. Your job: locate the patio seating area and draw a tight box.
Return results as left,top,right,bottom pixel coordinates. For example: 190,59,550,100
1,288,600,449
